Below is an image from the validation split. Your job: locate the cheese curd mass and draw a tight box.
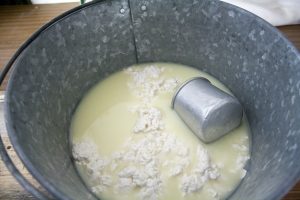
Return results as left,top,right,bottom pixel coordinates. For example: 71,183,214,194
70,63,250,200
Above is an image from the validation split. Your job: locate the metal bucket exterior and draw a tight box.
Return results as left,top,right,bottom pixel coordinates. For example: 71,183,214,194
2,0,300,200
172,78,243,143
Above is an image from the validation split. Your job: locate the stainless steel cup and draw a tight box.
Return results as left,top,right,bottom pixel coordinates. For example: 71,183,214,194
172,77,243,143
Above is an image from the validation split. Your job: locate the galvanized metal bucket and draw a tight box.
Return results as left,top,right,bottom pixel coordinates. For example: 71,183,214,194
0,0,299,200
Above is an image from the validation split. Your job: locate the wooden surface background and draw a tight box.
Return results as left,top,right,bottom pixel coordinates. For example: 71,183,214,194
0,3,299,200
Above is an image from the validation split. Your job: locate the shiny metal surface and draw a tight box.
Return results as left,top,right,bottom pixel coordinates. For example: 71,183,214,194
172,77,243,143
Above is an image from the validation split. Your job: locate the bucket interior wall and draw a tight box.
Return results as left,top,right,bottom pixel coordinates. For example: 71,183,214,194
5,0,300,200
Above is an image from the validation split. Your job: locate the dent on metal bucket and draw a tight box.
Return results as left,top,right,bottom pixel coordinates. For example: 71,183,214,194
4,0,300,200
